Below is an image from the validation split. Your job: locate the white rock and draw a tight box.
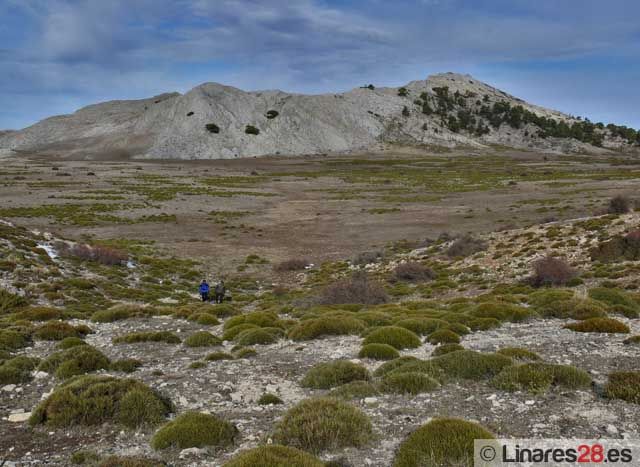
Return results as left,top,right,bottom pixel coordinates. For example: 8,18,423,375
179,447,207,458
230,392,243,402
8,412,31,423
525,400,536,405
33,371,49,379
606,425,619,435
2,384,16,392
364,397,378,404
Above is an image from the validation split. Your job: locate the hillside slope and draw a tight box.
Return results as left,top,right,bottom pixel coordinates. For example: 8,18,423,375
1,73,638,159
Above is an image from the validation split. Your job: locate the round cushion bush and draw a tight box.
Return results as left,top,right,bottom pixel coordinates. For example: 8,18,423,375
380,371,439,395
393,418,495,467
358,343,400,360
273,397,373,453
301,360,370,389
362,326,421,350
427,329,461,345
152,411,237,450
222,445,324,467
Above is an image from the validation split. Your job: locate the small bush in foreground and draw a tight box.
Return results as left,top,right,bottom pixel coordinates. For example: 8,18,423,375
530,256,576,287
301,360,370,389
0,329,32,351
188,313,221,325
91,306,139,323
152,411,237,450
235,328,279,345
245,125,260,135
394,262,435,282
0,356,39,384
318,272,389,305
19,306,63,321
588,287,639,311
394,318,447,336
432,343,464,356
358,343,400,360
432,350,512,380
329,381,380,399
427,329,460,345
564,317,630,333
604,371,640,403
34,321,90,341
30,375,171,428
222,445,324,467
113,331,181,344
273,398,373,453
393,418,495,467
496,347,541,361
184,331,222,348
373,356,420,377
363,326,421,350
0,288,27,314
57,337,88,350
258,393,283,405
380,371,439,395
38,345,110,379
206,123,220,134
468,317,501,331
234,347,257,358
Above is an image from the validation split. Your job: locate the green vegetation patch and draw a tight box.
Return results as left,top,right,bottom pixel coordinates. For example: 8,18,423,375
113,331,181,344
38,345,110,379
30,375,171,428
380,371,440,395
329,381,380,400
496,347,541,361
393,418,495,467
273,397,373,453
604,371,640,404
301,360,370,389
222,445,324,467
34,321,91,341
358,343,400,360
184,331,222,348
564,317,630,333
288,316,365,341
427,329,461,345
431,350,512,380
152,411,237,450
363,326,421,350
432,343,465,356
0,355,39,384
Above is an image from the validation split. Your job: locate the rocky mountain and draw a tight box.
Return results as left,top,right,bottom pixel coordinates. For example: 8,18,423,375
1,72,638,159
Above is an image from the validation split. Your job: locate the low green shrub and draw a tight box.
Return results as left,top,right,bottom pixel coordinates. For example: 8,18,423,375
0,328,32,351
469,302,536,322
445,322,471,335
235,328,279,345
110,358,143,373
496,347,541,361
258,393,283,405
329,381,380,399
206,351,235,361
0,355,39,384
152,411,237,450
394,318,447,336
19,306,63,321
184,331,222,347
564,318,630,333
589,287,640,311
431,350,512,380
393,418,495,467
358,343,400,360
427,329,461,345
604,371,640,403
30,375,171,428
91,306,138,323
188,313,221,325
301,360,370,389
234,347,257,358
431,343,464,356
288,316,365,341
98,456,165,467
222,445,324,467
223,323,259,341
113,331,181,344
0,288,26,314
363,326,421,350
272,398,373,453
34,321,90,340
468,318,501,331
380,371,439,395
38,345,110,379
224,311,280,331
56,337,88,350
373,356,420,377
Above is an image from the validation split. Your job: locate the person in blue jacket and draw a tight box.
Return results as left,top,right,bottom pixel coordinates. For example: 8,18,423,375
199,279,210,302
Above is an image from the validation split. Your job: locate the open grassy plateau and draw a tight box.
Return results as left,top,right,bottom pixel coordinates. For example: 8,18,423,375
1,145,639,466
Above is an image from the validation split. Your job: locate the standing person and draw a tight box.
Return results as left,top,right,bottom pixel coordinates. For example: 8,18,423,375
199,279,210,302
214,280,226,304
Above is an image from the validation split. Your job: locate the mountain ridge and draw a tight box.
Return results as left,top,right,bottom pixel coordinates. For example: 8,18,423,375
1,72,638,159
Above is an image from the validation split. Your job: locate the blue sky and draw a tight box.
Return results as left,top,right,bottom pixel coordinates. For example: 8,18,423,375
1,0,639,130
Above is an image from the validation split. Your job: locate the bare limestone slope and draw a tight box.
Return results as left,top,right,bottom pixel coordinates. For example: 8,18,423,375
1,72,638,159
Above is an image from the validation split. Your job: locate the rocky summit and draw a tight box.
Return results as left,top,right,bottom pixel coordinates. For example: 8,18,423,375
1,72,638,160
